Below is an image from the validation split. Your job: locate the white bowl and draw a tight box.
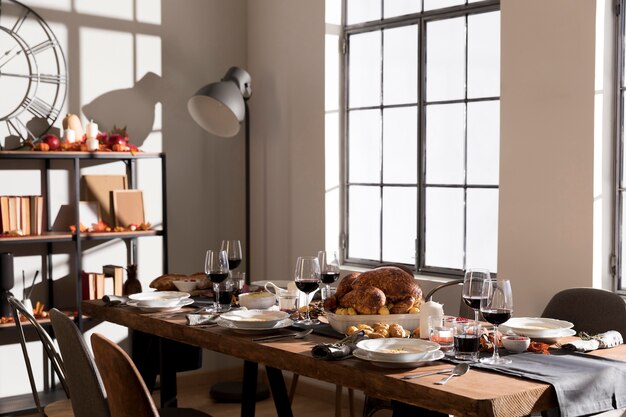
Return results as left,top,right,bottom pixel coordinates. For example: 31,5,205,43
502,335,531,353
356,338,440,363
220,309,289,329
128,291,190,308
238,291,276,309
326,311,420,334
172,280,198,292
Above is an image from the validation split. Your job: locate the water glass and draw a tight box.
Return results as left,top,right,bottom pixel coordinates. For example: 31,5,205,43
429,315,454,353
278,293,299,313
453,320,481,362
217,279,234,311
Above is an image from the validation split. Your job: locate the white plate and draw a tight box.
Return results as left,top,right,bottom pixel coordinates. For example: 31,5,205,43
216,317,294,334
500,317,574,338
353,348,445,368
127,297,194,312
219,309,290,329
128,291,191,308
356,338,440,363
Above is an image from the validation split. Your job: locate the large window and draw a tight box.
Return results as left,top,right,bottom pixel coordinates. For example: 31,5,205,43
616,0,626,291
344,0,500,276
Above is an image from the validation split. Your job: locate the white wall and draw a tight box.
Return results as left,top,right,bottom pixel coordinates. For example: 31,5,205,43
498,0,596,315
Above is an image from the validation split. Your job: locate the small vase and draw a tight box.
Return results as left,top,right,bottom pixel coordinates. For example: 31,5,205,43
123,264,142,295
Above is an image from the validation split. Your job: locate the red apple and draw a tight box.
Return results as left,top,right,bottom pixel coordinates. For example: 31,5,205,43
107,134,128,148
42,134,60,151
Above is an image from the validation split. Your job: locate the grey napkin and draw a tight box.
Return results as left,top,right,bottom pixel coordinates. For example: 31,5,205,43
312,330,366,360
473,352,626,417
186,314,218,326
102,295,128,306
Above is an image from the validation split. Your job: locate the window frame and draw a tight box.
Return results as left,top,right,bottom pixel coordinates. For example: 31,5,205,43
342,0,501,277
614,0,625,293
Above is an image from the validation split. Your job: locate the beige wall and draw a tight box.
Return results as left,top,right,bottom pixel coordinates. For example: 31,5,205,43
499,0,596,315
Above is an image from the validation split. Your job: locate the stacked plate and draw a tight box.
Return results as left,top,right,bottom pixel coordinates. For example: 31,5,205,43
353,338,443,368
217,309,293,333
127,291,192,312
500,317,576,343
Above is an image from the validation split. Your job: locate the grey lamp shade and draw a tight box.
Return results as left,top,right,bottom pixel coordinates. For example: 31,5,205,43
187,67,251,138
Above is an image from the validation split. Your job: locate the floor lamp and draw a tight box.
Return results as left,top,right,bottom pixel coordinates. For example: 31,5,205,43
188,68,268,403
187,66,252,280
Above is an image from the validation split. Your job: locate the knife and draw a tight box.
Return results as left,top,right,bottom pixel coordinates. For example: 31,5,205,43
401,368,453,380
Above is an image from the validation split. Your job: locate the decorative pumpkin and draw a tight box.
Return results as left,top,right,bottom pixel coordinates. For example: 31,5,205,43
80,143,89,152
62,113,84,141
36,142,50,151
111,143,128,152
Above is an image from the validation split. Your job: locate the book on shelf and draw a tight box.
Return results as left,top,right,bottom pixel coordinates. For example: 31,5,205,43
20,196,30,236
8,196,17,231
0,195,43,236
103,265,124,296
31,195,43,235
0,196,9,234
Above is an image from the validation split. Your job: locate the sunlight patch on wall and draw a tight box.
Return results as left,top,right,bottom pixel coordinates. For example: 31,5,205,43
75,0,134,21
136,34,162,78
136,0,161,25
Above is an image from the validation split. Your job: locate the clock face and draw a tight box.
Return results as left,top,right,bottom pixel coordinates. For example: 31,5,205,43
0,0,67,149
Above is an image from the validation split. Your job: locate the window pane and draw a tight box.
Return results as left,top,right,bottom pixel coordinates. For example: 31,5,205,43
426,17,466,102
384,0,421,18
349,31,381,108
623,92,626,187
348,186,381,260
326,34,340,112
326,0,342,25
425,187,464,269
384,25,418,105
326,111,340,190
383,187,417,264
466,188,498,272
349,109,381,183
468,11,500,98
383,107,417,184
425,103,465,184
347,0,381,24
424,0,464,11
622,193,626,289
467,101,499,185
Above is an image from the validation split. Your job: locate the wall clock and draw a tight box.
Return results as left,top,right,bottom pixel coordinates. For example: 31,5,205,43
0,0,67,149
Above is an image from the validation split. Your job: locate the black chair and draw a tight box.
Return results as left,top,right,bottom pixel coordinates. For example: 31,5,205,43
9,297,72,416
541,287,626,335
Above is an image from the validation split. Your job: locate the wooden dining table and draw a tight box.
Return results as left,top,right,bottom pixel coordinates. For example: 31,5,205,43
81,300,626,417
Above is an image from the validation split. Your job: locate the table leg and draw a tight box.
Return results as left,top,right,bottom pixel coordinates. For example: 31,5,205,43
265,366,294,417
159,338,177,408
241,360,258,417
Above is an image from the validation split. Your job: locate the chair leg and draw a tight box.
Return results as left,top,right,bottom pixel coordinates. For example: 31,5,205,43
335,385,343,417
288,373,299,404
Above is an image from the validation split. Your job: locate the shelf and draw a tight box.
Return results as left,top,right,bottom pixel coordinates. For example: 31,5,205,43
0,230,163,244
0,150,163,160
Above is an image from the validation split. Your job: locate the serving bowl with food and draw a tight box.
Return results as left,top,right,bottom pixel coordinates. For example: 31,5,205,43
323,266,422,335
238,291,276,309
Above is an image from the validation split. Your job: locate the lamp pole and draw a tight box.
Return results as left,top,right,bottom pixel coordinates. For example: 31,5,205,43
244,101,250,283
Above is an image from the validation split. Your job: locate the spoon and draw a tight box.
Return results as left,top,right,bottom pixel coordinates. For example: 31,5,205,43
434,363,470,385
253,329,313,342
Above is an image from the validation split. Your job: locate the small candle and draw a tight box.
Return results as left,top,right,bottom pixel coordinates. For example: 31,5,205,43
64,128,76,143
86,120,98,139
86,137,99,151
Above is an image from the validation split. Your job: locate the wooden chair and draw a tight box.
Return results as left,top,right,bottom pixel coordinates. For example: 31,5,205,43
8,297,73,417
90,333,212,417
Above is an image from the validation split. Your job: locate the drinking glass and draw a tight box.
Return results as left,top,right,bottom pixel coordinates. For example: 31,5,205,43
293,256,320,325
221,240,242,270
453,320,481,361
318,250,340,300
463,269,491,322
205,250,230,312
480,279,513,365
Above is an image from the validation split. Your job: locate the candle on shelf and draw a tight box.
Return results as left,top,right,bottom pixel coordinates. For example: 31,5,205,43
86,137,99,151
86,120,98,139
64,128,76,143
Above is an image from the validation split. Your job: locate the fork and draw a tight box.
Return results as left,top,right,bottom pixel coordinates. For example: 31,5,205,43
253,329,313,342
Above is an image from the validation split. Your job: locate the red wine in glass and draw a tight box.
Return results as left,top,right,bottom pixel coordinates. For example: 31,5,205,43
482,308,512,325
221,240,243,271
205,249,229,312
454,334,480,352
228,258,242,270
320,272,339,285
295,280,319,294
209,272,229,284
463,296,482,310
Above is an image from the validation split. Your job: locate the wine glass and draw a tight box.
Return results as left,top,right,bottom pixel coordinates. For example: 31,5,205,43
205,250,230,312
293,256,320,325
221,240,242,270
462,269,491,322
318,250,340,301
480,279,513,365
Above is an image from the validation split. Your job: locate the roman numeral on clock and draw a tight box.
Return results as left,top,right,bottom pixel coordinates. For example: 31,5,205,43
26,39,57,56
22,97,58,120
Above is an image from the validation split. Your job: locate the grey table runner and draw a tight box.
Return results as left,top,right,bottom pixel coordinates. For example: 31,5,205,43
470,352,626,417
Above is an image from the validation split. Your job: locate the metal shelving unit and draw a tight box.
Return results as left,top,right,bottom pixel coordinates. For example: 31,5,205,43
0,151,168,329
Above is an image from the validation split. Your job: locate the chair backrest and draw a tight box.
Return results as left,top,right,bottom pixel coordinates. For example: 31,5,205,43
49,309,110,417
8,297,70,415
91,333,160,417
541,288,626,336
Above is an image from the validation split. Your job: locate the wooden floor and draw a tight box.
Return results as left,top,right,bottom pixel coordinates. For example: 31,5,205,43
21,369,394,417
